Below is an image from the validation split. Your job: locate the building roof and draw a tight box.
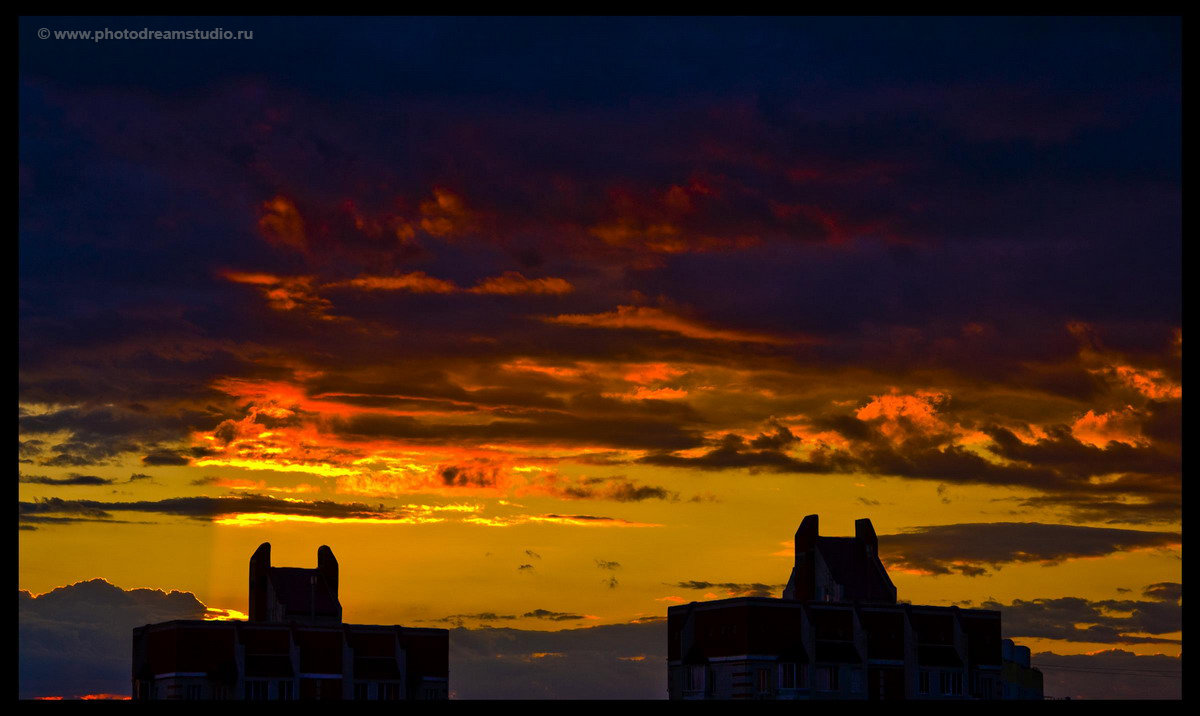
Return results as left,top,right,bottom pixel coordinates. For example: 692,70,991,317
268,567,340,618
816,536,895,603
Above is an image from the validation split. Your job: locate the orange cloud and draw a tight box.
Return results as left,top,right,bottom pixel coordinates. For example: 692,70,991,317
1071,406,1149,448
622,362,687,384
329,271,574,297
591,221,688,253
203,607,248,621
221,271,332,317
603,387,689,401
543,305,798,344
468,271,573,295
419,188,475,238
331,271,458,294
1098,365,1182,400
200,478,320,494
220,271,283,286
501,359,585,379
257,196,306,251
854,389,958,443
856,389,946,426
587,182,759,255
79,695,132,700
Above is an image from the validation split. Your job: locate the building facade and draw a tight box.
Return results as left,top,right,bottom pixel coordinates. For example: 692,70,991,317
667,515,1043,700
132,543,448,700
1001,638,1044,700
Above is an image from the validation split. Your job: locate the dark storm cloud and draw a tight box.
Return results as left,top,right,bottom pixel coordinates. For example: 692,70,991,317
522,609,587,621
1034,650,1180,700
332,412,704,452
439,464,501,488
423,606,601,626
1139,399,1182,446
428,612,518,625
19,579,208,699
833,440,1067,490
984,424,1180,478
642,421,1066,488
559,477,678,502
18,493,399,526
19,473,114,486
1142,582,1181,602
640,432,832,474
879,522,1180,576
18,406,223,467
1007,492,1183,525
19,498,112,519
139,450,192,466
540,514,631,524
20,18,1179,351
19,515,150,530
671,581,782,598
984,592,1182,645
449,621,666,699
644,403,1179,523
19,439,44,458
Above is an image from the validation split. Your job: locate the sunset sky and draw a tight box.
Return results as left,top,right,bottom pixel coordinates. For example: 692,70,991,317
19,17,1180,699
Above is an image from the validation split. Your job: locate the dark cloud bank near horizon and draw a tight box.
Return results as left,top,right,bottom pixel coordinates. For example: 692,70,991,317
19,578,1180,699
19,578,206,699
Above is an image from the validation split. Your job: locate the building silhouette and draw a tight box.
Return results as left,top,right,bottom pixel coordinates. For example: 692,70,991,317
1001,638,1044,699
667,515,1043,700
132,543,448,700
